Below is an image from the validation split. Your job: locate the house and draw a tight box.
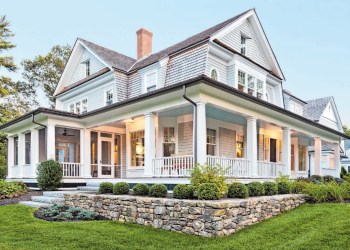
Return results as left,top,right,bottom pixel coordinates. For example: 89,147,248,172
341,140,350,172
1,9,348,188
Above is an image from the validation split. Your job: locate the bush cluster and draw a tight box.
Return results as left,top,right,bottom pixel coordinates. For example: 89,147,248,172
99,182,113,194
41,204,99,221
247,182,265,196
173,184,194,199
133,183,149,196
0,180,27,199
149,184,168,198
227,182,248,198
37,160,63,191
263,182,278,196
0,166,6,179
113,182,129,195
197,183,220,200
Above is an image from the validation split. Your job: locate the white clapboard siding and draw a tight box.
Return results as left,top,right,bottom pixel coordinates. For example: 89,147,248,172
68,48,106,86
178,121,193,153
266,84,275,105
205,56,228,84
219,127,236,158
220,20,270,69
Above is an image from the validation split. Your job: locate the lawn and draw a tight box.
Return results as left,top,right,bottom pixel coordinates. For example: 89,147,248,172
0,204,349,250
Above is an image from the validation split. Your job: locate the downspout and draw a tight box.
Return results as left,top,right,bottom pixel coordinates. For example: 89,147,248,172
182,85,197,164
32,113,46,128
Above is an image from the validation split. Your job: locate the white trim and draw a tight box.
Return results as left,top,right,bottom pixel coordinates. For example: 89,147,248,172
104,89,114,106
209,67,220,81
143,69,158,94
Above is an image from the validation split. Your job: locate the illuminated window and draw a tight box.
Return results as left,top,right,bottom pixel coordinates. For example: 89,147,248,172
207,129,216,156
236,133,244,158
238,70,246,92
163,127,175,157
130,130,145,167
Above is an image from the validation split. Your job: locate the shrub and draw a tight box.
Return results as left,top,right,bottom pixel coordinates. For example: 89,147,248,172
190,164,227,198
290,181,308,194
99,182,113,194
340,182,350,199
278,182,291,194
0,180,27,199
40,204,99,221
341,166,347,178
263,182,278,196
197,183,220,200
322,175,335,183
149,184,168,198
304,182,348,203
343,173,350,183
173,184,194,199
334,177,345,184
227,182,248,198
133,183,149,196
113,182,129,195
37,160,63,191
295,177,312,183
310,175,323,184
0,166,6,179
247,182,265,197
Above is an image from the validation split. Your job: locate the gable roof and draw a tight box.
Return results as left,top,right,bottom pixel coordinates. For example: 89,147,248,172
303,96,332,121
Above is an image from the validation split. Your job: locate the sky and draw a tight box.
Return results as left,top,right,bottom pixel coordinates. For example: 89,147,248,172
1,0,350,125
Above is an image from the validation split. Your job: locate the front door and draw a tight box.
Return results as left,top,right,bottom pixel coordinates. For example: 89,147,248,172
99,138,114,178
270,139,277,163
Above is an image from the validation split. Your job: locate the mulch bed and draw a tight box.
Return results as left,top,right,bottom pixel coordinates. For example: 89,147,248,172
0,190,43,206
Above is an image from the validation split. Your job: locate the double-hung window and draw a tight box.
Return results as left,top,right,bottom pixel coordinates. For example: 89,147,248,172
130,130,145,167
247,75,255,96
14,136,18,166
236,133,244,158
75,101,81,114
69,104,75,113
81,99,88,114
241,35,247,55
298,146,306,171
257,79,263,99
206,129,216,156
106,90,113,106
163,127,175,157
145,71,157,92
238,70,246,92
25,133,31,165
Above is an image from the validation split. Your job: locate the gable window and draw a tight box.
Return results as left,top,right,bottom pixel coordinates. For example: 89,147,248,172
163,127,175,157
145,71,157,92
241,35,247,55
210,69,218,81
207,129,216,156
81,99,88,114
247,75,255,96
81,60,90,77
238,70,246,92
236,133,244,158
105,90,113,106
25,133,31,165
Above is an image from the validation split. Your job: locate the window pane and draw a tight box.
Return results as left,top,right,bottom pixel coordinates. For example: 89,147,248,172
39,128,47,162
131,130,145,167
207,145,215,156
163,143,175,157
14,137,18,165
238,70,245,86
236,133,244,158
298,146,306,171
25,133,31,164
75,102,81,114
211,69,218,80
146,72,157,92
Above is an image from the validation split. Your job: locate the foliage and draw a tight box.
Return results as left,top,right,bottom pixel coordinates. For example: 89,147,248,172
99,182,113,194
276,175,291,194
322,175,335,183
37,160,63,191
22,44,71,107
149,184,168,198
334,177,345,184
190,164,227,198
341,166,347,179
113,182,129,195
41,204,99,221
0,165,6,179
342,173,350,183
173,184,194,199
227,182,248,198
342,125,350,137
310,175,323,184
296,177,312,183
132,183,149,196
290,181,309,194
304,182,348,203
247,182,265,197
0,180,27,199
197,183,220,200
263,182,278,196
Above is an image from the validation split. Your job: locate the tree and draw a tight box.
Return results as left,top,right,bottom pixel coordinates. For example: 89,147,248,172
343,125,350,137
22,44,71,108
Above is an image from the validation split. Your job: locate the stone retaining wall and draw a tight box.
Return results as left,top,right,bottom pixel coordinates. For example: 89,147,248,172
64,193,305,237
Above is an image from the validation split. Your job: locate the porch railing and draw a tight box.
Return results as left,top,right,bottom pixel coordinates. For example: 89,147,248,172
206,156,250,177
60,162,82,177
152,155,194,177
257,161,286,177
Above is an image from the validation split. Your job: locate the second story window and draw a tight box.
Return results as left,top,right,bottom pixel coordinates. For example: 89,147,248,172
247,75,255,96
210,69,218,81
106,90,113,106
145,71,157,92
82,99,88,114
238,70,246,92
257,79,263,99
69,104,75,113
75,101,81,114
241,35,247,55
207,128,216,156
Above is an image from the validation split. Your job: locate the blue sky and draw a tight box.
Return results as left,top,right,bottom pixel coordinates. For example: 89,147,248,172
2,0,350,125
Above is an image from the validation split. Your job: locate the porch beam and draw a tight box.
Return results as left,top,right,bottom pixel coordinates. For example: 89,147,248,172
196,101,207,164
144,113,156,177
313,137,322,175
282,128,291,176
247,117,257,177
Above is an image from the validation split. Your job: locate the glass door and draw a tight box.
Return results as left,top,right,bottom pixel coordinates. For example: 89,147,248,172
100,138,113,178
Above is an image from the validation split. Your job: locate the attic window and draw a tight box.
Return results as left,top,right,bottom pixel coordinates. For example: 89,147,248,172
82,60,90,77
145,71,157,93
241,35,247,55
210,69,218,81
106,90,113,106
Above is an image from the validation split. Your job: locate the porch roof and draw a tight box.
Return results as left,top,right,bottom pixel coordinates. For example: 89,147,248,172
1,74,349,140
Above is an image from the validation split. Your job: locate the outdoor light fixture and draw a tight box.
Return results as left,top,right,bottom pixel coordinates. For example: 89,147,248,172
124,118,134,124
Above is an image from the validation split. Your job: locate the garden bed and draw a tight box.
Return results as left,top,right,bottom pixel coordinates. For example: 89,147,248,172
0,190,42,206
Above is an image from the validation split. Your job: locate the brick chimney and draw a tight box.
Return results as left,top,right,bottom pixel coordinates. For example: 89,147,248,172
136,28,153,60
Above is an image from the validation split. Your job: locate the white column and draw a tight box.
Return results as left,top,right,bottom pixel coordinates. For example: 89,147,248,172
81,129,92,178
196,102,207,165
18,133,25,178
247,117,258,177
334,142,340,177
313,137,322,175
144,113,156,177
7,137,14,179
46,124,56,160
282,128,291,176
30,129,39,178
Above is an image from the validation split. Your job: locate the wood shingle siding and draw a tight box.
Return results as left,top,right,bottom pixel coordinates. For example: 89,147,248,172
219,127,236,158
178,121,193,154
115,71,128,102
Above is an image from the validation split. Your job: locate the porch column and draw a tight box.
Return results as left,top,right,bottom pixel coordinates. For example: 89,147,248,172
196,101,207,164
81,129,92,178
247,117,258,177
313,137,322,175
282,128,291,176
30,129,39,178
18,133,25,178
46,124,56,160
144,113,156,177
333,142,340,177
7,136,14,179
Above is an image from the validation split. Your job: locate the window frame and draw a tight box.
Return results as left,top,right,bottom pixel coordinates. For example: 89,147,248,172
236,133,244,158
144,70,158,93
247,74,256,97
81,98,88,114
14,136,18,166
105,89,114,106
206,128,216,156
25,133,31,165
130,130,145,167
237,70,246,92
210,68,219,81
240,35,247,55
163,127,176,157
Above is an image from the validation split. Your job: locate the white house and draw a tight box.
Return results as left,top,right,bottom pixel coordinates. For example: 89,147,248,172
1,9,348,188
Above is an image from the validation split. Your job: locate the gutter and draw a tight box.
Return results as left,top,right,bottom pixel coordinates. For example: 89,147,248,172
182,85,197,164
32,113,46,128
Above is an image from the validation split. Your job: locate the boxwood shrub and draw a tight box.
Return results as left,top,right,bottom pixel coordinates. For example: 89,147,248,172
113,182,129,195
263,182,278,196
310,175,323,184
37,160,63,191
247,182,265,197
278,182,291,194
99,182,113,194
173,184,194,199
322,175,335,183
227,182,248,198
133,183,149,196
290,181,308,194
197,183,220,200
149,184,168,198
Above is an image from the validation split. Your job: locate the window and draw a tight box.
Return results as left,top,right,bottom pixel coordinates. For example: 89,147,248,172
69,104,75,113
241,35,246,55
131,130,145,167
81,99,88,114
207,129,216,156
247,75,255,96
106,90,113,106
81,60,90,77
329,155,335,169
145,71,157,92
236,133,244,158
25,133,31,165
210,69,218,81
14,136,18,166
163,127,175,157
264,136,269,161
278,140,282,162
39,128,46,162
290,102,303,115
257,79,263,99
298,146,306,171
291,144,295,171
75,101,81,114
238,70,246,92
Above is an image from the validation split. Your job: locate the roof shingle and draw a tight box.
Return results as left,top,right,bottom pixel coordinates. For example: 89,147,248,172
303,97,332,121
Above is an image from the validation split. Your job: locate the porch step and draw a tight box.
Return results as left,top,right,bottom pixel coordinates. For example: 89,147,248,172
19,201,51,208
42,190,91,198
31,196,64,205
77,186,99,192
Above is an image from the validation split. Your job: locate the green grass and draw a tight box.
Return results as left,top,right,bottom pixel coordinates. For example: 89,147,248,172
0,204,350,250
